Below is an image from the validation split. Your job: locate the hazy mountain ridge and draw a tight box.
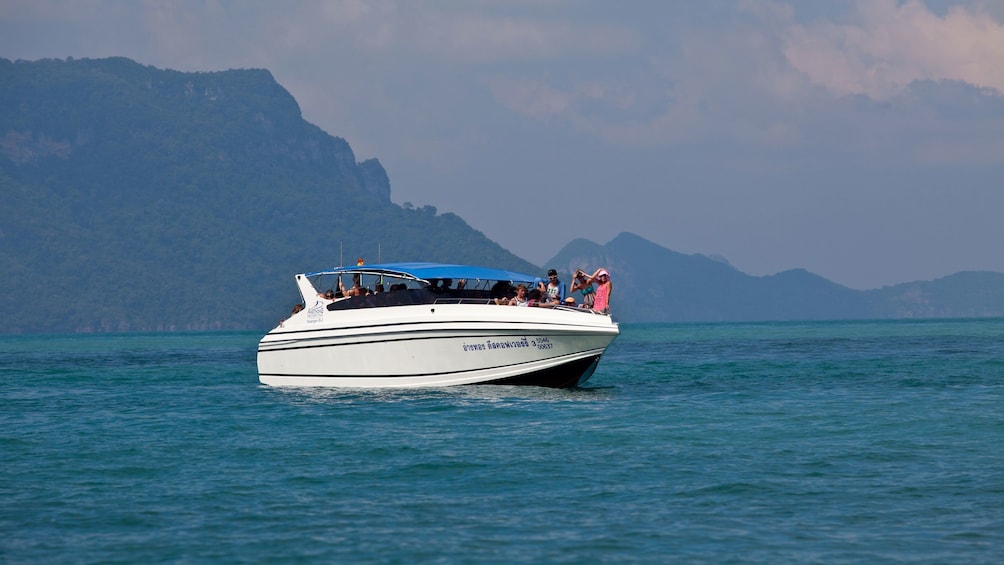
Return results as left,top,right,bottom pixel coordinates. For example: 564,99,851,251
2,57,1001,333
869,271,1004,318
548,232,1004,321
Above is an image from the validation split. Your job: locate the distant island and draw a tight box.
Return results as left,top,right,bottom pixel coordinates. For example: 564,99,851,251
2,57,1003,334
547,232,1004,323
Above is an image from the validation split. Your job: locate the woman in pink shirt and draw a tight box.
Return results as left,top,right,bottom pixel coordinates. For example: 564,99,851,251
588,268,612,314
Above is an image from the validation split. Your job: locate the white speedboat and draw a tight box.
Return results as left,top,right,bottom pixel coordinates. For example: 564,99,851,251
257,262,619,388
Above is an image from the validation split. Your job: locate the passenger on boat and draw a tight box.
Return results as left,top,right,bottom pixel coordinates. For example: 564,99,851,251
432,278,455,295
338,278,365,297
537,268,566,306
508,284,530,306
526,286,542,306
586,268,612,313
490,280,512,304
317,289,337,301
281,302,305,326
571,269,595,308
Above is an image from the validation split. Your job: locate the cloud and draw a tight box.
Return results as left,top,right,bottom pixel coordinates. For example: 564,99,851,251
474,1,1004,167
482,14,812,149
484,77,572,120
266,2,639,63
415,14,637,62
782,0,1004,99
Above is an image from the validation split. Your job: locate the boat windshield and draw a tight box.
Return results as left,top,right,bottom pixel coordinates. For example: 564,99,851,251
304,262,538,302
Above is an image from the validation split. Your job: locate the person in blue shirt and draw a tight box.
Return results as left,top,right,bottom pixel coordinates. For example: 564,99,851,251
537,268,566,306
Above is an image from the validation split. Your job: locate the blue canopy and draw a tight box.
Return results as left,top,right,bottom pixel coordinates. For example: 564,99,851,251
304,262,537,284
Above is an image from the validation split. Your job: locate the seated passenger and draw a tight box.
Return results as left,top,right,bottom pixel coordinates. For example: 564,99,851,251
282,302,305,325
339,278,364,297
537,268,566,307
491,281,512,304
508,284,530,306
526,286,542,306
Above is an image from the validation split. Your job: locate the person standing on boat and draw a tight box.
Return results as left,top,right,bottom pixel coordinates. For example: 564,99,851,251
538,269,566,306
587,268,612,314
571,269,595,309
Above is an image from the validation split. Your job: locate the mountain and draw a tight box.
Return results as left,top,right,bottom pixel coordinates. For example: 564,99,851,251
547,232,1004,321
0,57,537,333
869,271,1004,319
2,57,1002,334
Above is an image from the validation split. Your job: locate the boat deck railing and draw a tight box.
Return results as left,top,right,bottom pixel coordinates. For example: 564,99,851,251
325,288,603,314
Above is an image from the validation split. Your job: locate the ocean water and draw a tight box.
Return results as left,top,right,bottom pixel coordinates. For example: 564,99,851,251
2,319,1002,563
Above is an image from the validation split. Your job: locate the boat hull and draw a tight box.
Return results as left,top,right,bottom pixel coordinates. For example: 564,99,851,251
257,304,618,388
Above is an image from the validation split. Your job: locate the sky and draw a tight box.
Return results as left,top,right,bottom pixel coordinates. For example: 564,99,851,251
2,0,1003,289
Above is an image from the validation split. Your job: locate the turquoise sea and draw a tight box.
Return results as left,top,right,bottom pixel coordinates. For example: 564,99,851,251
2,319,1003,563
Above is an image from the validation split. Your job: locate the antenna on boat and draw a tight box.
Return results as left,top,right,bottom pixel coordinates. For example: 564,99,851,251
339,242,343,268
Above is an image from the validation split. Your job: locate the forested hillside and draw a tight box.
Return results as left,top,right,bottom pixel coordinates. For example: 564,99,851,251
3,57,1002,334
0,57,536,332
